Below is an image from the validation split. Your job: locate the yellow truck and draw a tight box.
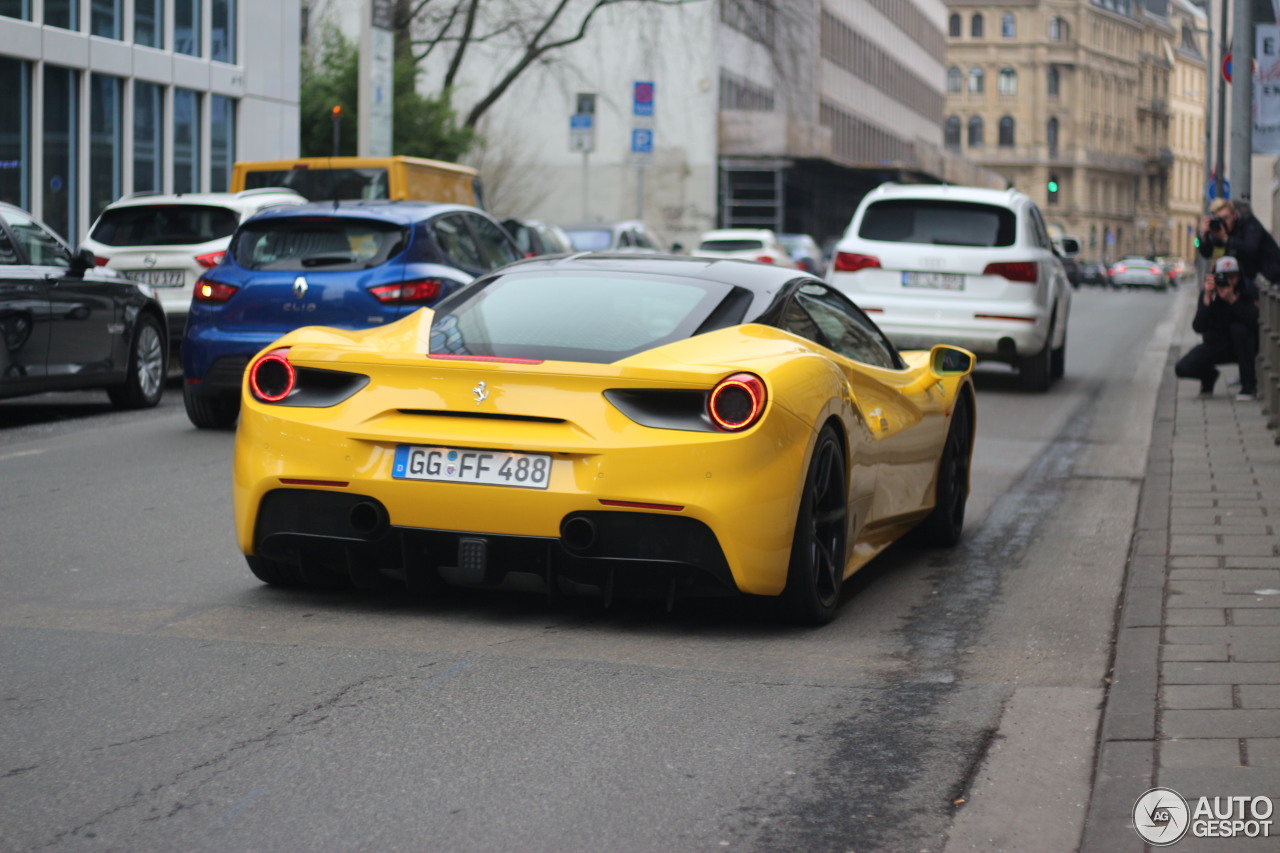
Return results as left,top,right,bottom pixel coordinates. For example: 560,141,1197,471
229,156,483,208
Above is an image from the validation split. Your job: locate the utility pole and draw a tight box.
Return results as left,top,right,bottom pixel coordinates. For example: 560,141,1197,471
1231,0,1254,200
1216,0,1230,200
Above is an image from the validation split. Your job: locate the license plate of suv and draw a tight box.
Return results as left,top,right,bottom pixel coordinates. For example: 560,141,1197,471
902,271,964,290
129,269,186,287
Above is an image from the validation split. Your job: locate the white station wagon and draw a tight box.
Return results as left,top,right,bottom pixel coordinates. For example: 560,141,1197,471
826,184,1072,391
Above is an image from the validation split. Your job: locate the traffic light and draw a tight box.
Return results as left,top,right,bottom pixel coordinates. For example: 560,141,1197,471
1047,174,1059,204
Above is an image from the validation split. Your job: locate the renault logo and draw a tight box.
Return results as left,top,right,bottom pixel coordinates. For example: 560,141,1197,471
293,276,308,299
472,381,489,404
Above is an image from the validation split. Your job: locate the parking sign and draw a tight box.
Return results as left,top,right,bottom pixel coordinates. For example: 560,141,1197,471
633,81,654,117
631,128,653,154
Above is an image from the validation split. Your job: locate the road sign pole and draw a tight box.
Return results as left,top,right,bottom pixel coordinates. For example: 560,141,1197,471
1230,0,1253,201
583,151,590,221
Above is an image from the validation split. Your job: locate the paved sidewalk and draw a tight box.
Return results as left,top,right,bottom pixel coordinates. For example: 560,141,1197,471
1081,290,1280,852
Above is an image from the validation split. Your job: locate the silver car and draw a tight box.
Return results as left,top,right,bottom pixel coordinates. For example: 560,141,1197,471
1108,256,1167,290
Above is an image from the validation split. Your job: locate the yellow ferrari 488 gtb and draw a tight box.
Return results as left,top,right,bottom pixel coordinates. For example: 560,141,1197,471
232,254,976,624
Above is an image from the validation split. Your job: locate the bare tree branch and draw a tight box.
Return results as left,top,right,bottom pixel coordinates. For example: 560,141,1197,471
443,0,483,90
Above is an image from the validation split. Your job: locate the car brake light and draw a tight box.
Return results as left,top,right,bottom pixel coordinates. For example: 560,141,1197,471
983,262,1038,283
195,250,226,268
1149,266,1161,275
833,252,881,272
192,276,239,304
708,373,767,432
755,255,775,264
93,256,110,266
368,279,444,305
248,347,296,403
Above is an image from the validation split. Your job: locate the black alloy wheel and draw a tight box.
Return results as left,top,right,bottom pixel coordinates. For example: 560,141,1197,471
107,314,166,409
780,425,849,626
916,393,972,548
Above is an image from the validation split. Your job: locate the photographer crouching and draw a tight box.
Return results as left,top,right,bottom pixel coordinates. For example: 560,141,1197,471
1175,256,1259,400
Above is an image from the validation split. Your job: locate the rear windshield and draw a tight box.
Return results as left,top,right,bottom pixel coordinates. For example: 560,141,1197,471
90,204,239,246
564,229,613,251
232,218,409,271
858,200,1018,248
699,239,764,252
430,272,737,363
243,168,391,201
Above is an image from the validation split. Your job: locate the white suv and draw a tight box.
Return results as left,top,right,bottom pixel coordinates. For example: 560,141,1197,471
827,184,1071,391
82,189,305,348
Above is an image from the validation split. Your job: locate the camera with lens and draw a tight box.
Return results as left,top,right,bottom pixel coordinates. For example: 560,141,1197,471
1213,271,1234,288
1209,216,1225,230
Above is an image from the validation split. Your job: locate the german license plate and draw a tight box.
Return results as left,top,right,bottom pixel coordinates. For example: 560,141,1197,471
129,269,186,287
902,271,964,290
392,445,551,490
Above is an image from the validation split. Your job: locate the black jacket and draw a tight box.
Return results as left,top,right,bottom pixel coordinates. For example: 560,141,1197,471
1191,288,1260,347
1198,213,1280,284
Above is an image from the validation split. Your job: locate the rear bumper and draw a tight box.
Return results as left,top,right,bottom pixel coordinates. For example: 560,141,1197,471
865,307,1051,363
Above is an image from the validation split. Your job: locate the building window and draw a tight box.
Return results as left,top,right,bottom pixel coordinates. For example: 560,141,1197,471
998,68,1017,95
947,67,962,94
971,13,984,38
949,13,961,37
44,0,77,29
1050,17,1069,41
1,1,32,20
89,74,122,221
173,88,201,193
210,95,236,191
43,65,79,240
175,0,201,56
1002,13,1016,38
1048,67,1060,97
134,81,163,193
211,0,236,63
91,0,121,38
719,71,774,111
945,116,961,151
968,116,984,148
969,67,985,94
1047,117,1059,158
0,58,30,209
999,116,1015,147
135,0,163,48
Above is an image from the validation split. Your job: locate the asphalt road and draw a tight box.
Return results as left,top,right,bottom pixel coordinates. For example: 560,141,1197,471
0,287,1176,853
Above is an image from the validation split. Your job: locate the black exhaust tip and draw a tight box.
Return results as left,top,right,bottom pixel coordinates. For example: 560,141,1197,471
561,516,597,553
349,501,387,536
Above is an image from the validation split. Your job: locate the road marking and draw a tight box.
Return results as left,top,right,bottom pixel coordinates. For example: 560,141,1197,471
0,449,46,463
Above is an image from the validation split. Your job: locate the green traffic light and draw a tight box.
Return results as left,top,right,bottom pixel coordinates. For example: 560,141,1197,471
1047,181,1059,193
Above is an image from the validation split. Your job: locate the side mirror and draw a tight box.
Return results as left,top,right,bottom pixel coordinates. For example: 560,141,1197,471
68,247,96,278
930,344,974,376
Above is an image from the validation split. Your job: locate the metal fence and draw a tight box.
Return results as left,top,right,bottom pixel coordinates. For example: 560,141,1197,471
1263,279,1280,441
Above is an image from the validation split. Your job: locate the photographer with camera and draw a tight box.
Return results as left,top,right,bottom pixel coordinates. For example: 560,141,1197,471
1197,199,1280,296
1175,256,1259,400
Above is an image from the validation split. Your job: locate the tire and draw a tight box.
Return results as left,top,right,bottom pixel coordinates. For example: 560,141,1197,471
916,394,972,547
246,555,303,587
1019,338,1052,392
107,314,166,409
184,382,241,429
779,425,848,626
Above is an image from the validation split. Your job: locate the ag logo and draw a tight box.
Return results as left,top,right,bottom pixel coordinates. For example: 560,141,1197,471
1134,787,1190,846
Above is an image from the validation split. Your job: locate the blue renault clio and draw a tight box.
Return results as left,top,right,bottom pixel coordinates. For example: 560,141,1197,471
181,201,522,428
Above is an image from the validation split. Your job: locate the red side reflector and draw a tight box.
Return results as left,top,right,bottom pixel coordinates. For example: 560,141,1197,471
755,255,775,264
833,252,881,272
599,500,685,511
974,313,1037,323
279,478,350,487
861,307,884,313
93,255,110,266
427,354,544,365
982,262,1038,283
195,250,226,268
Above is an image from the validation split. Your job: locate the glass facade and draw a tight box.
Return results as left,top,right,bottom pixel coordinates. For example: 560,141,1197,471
173,88,201,193
134,81,163,193
43,66,79,241
212,0,235,63
0,1,31,20
91,0,121,38
210,95,235,191
175,0,201,56
89,74,122,221
135,0,163,48
45,0,76,29
0,58,28,208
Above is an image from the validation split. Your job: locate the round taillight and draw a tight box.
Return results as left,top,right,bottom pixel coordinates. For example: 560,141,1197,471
249,348,296,403
709,373,767,431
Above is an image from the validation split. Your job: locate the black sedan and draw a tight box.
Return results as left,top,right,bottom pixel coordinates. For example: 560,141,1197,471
0,202,168,408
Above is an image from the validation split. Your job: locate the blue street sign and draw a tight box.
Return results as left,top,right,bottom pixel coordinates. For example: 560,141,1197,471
631,128,653,154
570,113,592,130
633,81,654,117
1206,178,1231,200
